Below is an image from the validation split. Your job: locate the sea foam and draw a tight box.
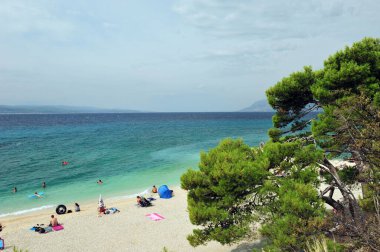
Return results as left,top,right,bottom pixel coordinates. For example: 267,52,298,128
0,205,54,218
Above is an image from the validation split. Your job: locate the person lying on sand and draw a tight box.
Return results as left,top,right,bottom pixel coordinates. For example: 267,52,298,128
49,215,59,227
136,196,152,207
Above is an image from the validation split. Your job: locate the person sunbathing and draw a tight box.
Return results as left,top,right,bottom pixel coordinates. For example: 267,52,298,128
152,185,157,193
49,215,59,227
136,196,151,207
136,196,142,205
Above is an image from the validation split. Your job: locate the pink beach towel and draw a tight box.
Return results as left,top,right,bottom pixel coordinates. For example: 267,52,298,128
146,213,165,221
52,225,64,231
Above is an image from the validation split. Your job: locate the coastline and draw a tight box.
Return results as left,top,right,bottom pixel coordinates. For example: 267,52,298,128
0,160,363,251
0,186,263,252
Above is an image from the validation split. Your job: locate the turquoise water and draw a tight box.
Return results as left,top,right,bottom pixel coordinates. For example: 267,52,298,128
0,113,272,217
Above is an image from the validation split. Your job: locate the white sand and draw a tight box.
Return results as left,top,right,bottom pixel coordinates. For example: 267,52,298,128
0,186,262,252
320,160,363,209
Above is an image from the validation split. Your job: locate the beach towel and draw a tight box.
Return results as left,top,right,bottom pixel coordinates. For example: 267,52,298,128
52,225,64,231
146,213,165,221
30,225,45,231
105,207,120,214
30,226,53,234
44,226,53,233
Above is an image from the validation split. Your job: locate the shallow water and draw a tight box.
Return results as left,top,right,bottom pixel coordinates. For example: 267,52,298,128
0,113,272,216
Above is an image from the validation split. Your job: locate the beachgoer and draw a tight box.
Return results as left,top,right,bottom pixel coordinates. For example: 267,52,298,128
152,185,157,193
75,203,80,212
170,190,174,196
136,196,142,205
34,192,42,198
0,223,3,232
49,215,59,227
12,187,17,193
98,196,106,215
97,179,103,185
42,182,46,188
137,196,151,207
62,161,69,166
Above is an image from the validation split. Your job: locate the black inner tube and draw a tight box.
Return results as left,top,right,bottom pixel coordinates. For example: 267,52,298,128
56,204,67,215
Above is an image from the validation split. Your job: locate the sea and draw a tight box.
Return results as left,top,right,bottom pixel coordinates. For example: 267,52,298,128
0,113,273,217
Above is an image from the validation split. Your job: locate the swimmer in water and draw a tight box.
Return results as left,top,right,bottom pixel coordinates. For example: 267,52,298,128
12,187,17,193
34,192,42,198
97,179,103,185
42,181,46,188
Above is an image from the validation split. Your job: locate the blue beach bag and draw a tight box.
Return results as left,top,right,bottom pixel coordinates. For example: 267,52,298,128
0,237,4,250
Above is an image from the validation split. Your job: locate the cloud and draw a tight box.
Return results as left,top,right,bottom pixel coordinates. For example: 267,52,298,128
173,0,380,78
172,0,369,39
0,1,76,40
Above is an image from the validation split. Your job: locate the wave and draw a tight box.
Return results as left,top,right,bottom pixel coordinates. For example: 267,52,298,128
0,205,54,218
110,188,151,200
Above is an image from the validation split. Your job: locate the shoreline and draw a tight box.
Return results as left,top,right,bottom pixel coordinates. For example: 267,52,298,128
0,186,263,251
0,182,180,219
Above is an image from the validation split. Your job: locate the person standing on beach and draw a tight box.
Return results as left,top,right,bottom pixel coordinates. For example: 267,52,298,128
42,182,46,189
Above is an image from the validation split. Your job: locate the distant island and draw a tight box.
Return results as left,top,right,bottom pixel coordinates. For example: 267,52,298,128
239,99,274,112
0,105,140,114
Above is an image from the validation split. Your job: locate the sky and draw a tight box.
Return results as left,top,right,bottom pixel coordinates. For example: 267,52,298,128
0,0,379,112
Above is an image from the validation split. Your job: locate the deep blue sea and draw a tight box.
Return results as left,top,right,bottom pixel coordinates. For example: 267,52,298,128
0,113,273,217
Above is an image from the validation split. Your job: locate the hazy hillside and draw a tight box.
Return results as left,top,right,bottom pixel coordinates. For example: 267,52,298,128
239,99,274,112
0,105,140,114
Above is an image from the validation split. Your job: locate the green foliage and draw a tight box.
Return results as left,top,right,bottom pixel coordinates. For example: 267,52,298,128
268,128,282,142
306,236,345,252
259,143,325,250
182,138,325,249
181,138,270,246
182,37,380,251
314,37,380,103
267,37,380,137
13,247,28,252
266,37,380,250
260,179,325,250
267,66,316,116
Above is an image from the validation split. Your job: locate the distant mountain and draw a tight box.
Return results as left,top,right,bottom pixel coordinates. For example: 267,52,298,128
239,99,274,112
0,105,140,114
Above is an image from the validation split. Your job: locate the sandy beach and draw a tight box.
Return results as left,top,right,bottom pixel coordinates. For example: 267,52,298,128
0,161,361,252
0,186,262,252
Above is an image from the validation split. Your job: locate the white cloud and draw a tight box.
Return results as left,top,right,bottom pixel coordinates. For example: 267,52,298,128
0,1,76,40
172,0,373,40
